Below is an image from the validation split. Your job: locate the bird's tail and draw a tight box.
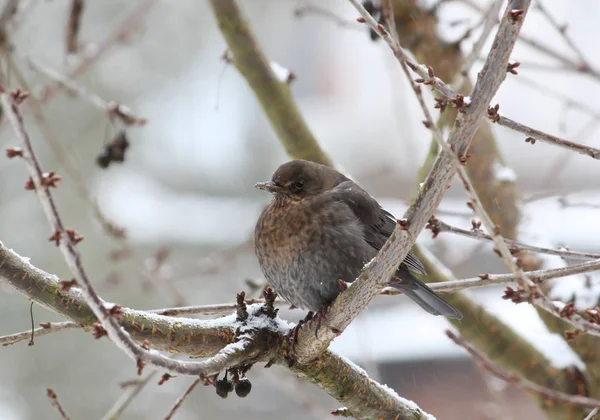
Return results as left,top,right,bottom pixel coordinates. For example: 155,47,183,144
390,271,462,320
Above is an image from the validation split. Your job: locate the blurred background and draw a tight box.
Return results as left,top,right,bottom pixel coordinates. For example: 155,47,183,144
1,0,600,418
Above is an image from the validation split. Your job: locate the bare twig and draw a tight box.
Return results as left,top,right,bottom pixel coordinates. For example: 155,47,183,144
494,114,600,159
455,0,504,88
447,330,600,409
65,0,84,55
428,258,600,293
27,57,147,125
584,407,600,420
163,378,201,420
294,2,362,31
17,0,156,110
461,0,600,81
0,0,18,31
0,321,78,346
101,371,158,420
534,1,591,70
154,299,289,317
429,218,600,261
47,388,71,420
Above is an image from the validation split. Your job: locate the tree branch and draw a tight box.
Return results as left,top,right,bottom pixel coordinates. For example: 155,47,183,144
447,329,600,409
0,241,431,419
495,114,600,159
429,218,600,261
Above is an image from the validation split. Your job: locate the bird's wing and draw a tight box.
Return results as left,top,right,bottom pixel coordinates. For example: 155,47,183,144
327,181,426,275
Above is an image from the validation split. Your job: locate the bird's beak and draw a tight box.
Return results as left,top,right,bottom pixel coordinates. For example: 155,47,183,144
255,181,285,194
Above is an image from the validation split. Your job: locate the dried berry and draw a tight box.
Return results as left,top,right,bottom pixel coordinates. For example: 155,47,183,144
234,378,252,398
215,376,234,399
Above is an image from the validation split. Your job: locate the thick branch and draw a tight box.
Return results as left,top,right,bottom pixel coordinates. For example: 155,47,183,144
0,242,429,419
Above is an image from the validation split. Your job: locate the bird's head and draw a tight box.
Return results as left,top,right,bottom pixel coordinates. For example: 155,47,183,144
255,160,347,200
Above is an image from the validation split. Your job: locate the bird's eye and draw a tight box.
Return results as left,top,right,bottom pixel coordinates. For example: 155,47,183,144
290,181,305,192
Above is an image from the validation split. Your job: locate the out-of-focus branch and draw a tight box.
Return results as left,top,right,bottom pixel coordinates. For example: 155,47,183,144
447,330,600,409
65,0,84,55
100,371,158,420
27,57,147,126
207,0,331,166
461,0,600,82
163,378,202,420
47,388,70,420
413,246,590,419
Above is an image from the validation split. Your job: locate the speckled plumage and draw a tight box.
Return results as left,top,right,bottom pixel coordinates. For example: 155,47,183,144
254,160,462,319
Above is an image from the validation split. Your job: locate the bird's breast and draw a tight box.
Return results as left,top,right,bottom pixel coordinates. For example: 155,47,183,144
255,199,313,255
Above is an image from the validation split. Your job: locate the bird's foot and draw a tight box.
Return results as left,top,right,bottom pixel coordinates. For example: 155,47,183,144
287,311,313,349
312,305,330,339
283,311,314,366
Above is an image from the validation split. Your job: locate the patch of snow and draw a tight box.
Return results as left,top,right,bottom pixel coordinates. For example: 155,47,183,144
379,383,437,419
494,162,518,183
269,61,292,83
333,351,368,377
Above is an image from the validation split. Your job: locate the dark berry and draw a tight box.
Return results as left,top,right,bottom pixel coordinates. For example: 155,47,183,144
234,378,252,398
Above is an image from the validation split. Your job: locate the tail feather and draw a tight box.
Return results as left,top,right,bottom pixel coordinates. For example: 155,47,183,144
391,272,462,320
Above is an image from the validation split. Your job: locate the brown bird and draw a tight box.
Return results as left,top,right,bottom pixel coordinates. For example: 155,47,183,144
254,160,462,320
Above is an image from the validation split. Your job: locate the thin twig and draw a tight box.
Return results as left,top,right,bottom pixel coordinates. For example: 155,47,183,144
429,218,600,261
0,321,79,346
163,378,202,420
461,0,600,82
101,371,158,420
65,0,84,55
294,2,362,31
494,114,600,160
27,57,147,125
455,0,504,89
534,1,590,69
153,299,289,317
584,407,600,420
427,258,600,293
447,330,600,409
0,0,18,31
47,388,71,420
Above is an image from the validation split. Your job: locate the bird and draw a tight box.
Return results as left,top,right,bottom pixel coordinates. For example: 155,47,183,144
253,159,462,320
